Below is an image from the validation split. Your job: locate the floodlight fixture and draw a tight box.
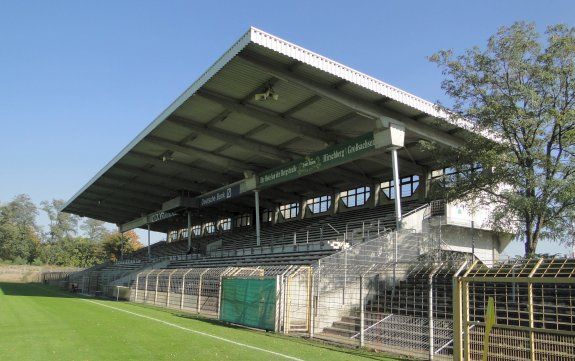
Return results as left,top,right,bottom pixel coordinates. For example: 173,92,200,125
254,85,279,101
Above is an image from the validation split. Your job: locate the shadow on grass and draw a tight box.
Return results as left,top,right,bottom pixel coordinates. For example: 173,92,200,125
0,282,79,298
262,333,416,361
172,308,413,361
121,302,415,360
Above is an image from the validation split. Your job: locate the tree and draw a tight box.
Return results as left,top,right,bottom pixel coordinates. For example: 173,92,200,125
429,22,575,257
101,230,143,262
0,194,38,229
0,194,41,263
0,222,40,263
39,236,105,267
80,218,111,242
41,199,79,241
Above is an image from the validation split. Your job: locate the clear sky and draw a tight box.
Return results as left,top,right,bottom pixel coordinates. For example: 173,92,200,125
1,1,573,256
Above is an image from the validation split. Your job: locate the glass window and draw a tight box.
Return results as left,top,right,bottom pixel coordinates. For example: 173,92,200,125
204,222,215,234
431,165,481,186
340,186,371,207
382,175,420,199
235,214,251,228
191,225,202,236
308,195,332,214
279,202,300,220
218,218,231,231
262,209,273,223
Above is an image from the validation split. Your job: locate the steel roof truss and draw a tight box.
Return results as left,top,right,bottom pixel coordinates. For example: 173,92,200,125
196,89,337,145
144,135,254,174
238,53,465,149
168,115,292,162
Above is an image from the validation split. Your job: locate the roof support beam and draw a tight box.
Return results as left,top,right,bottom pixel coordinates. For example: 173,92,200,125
223,196,276,211
114,164,208,194
168,115,293,162
283,95,322,117
85,185,162,208
239,53,465,149
364,146,423,175
68,204,129,220
128,152,234,186
144,135,257,174
98,176,174,201
78,195,156,213
74,199,148,219
322,112,363,129
327,167,374,185
92,180,168,204
197,89,337,145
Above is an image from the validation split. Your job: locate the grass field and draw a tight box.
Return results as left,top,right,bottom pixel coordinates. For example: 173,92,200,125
0,283,411,361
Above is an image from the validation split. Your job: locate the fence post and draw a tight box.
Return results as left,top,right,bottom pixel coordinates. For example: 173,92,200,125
217,269,227,319
453,276,463,361
154,270,164,305
343,249,347,304
306,267,312,337
134,272,140,302
527,258,543,361
181,269,192,310
462,280,470,361
313,259,322,338
429,271,435,360
198,269,209,314
360,274,365,347
167,269,177,307
283,274,289,334
144,272,149,303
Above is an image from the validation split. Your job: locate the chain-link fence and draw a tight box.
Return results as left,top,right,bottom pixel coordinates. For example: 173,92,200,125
310,230,468,360
131,265,301,326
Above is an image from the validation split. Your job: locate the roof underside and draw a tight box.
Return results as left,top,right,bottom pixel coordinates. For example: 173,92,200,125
62,28,472,232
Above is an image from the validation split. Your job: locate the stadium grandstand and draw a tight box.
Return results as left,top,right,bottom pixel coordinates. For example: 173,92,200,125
53,28,575,360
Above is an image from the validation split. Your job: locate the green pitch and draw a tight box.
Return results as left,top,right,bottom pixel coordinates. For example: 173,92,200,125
0,283,409,361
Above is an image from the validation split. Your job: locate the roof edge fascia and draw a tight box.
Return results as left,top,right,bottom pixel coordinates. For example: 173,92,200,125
249,27,473,132
63,27,483,215
61,28,257,213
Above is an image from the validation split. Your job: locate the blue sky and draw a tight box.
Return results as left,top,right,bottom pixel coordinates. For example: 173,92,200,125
0,1,573,255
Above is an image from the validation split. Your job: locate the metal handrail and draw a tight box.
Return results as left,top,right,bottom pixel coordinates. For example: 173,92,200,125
350,313,394,339
402,203,430,218
325,223,340,234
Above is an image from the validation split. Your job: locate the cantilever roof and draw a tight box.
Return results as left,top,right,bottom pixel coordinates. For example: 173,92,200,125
62,27,473,232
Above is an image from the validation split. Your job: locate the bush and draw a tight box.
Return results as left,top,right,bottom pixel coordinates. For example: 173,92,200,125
12,256,27,265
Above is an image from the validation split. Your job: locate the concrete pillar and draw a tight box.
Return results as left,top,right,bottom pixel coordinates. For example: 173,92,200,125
147,224,151,261
391,148,402,230
187,211,192,252
255,190,261,246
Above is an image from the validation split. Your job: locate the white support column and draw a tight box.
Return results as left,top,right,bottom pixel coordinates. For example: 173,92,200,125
120,230,125,261
255,190,261,246
374,118,405,231
187,211,192,252
147,224,151,261
391,148,402,230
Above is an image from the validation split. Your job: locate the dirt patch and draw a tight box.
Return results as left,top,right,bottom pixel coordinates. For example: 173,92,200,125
0,265,81,283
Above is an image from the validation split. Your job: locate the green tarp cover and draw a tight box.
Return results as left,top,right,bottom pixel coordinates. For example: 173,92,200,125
220,278,276,330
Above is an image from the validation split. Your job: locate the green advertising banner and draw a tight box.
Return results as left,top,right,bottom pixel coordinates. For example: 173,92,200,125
220,278,277,331
257,132,376,188
198,183,241,207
